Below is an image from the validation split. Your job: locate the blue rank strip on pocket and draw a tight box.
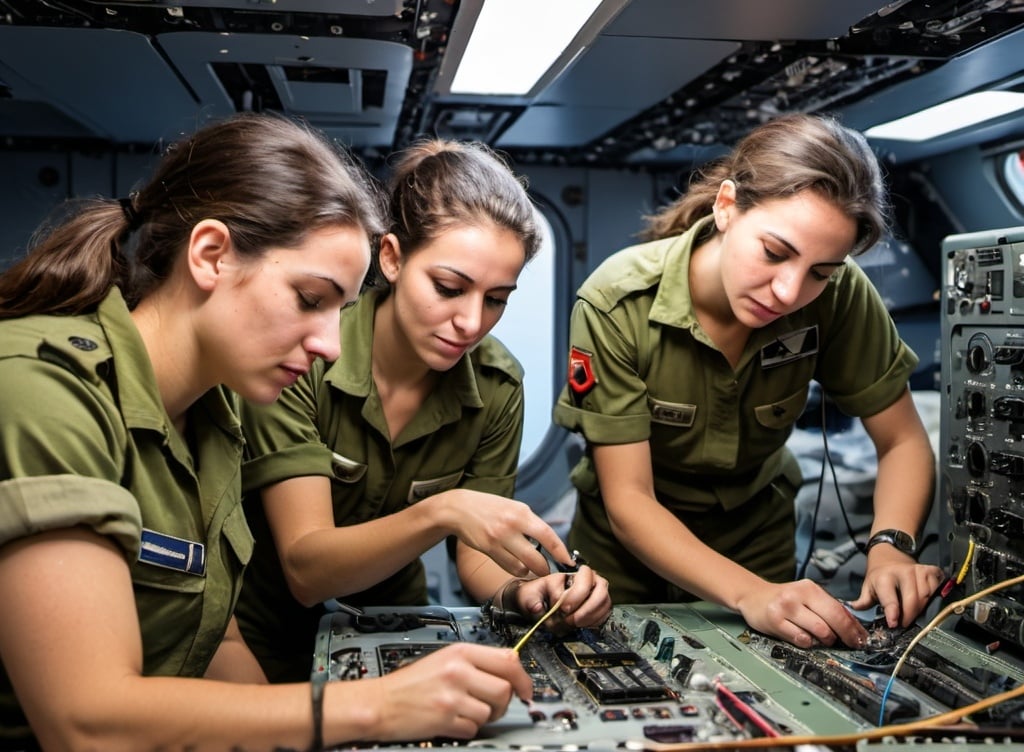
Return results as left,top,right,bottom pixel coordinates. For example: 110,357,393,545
139,528,206,576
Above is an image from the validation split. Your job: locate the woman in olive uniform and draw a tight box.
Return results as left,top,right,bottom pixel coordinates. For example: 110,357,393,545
0,114,532,751
553,113,944,650
236,139,611,683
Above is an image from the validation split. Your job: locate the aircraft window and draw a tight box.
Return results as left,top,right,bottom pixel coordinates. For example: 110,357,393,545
489,206,556,463
1001,149,1024,212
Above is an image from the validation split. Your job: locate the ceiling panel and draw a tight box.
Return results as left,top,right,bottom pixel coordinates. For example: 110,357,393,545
0,26,200,142
157,0,404,14
606,0,888,40
157,32,413,149
497,105,641,150
500,36,738,149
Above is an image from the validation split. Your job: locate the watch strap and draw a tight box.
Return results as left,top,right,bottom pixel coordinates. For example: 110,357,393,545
865,528,917,555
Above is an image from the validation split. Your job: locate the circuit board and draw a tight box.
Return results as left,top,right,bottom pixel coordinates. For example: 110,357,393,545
313,602,1024,749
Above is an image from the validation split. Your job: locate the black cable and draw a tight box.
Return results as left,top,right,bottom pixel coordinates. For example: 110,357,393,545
796,387,867,579
796,392,829,579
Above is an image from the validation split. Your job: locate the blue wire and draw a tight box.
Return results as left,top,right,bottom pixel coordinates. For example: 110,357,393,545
878,670,897,726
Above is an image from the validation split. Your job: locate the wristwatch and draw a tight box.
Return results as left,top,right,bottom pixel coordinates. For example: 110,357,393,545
865,528,917,556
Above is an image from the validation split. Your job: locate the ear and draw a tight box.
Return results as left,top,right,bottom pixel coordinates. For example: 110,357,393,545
377,233,403,285
187,219,233,292
713,179,737,232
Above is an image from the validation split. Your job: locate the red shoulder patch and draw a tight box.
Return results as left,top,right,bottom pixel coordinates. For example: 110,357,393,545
568,346,597,396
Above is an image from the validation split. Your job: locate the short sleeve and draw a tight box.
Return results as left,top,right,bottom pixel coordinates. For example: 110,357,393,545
816,263,920,417
553,297,652,444
240,363,335,493
0,356,140,561
0,475,142,559
0,356,125,480
461,376,524,497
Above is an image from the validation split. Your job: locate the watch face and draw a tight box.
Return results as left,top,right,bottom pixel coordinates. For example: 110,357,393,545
869,529,916,553
892,531,915,552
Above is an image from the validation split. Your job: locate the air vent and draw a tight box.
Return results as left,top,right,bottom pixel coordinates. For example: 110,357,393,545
430,106,521,142
211,62,386,116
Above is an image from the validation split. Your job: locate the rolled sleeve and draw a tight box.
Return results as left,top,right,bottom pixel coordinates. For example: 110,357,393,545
553,298,652,445
240,365,334,492
242,443,335,493
0,475,142,561
834,341,918,417
817,263,920,417
460,377,524,497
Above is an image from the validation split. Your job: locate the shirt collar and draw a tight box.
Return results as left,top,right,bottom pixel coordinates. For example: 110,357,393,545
648,215,713,329
97,287,241,441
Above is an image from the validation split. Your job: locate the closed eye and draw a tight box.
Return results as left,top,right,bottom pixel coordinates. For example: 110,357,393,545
298,291,323,310
434,281,462,299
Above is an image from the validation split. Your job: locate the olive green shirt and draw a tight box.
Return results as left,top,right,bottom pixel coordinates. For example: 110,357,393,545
236,288,525,681
555,218,918,505
553,219,918,597
0,288,252,746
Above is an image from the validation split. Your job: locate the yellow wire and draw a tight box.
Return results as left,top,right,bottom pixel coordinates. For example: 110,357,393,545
644,571,1024,750
512,590,569,653
956,536,976,584
646,681,1024,750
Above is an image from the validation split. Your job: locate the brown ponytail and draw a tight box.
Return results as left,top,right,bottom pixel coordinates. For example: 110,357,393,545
0,112,385,318
641,113,890,256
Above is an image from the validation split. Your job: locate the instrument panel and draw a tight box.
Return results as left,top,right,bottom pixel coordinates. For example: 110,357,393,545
313,602,1024,749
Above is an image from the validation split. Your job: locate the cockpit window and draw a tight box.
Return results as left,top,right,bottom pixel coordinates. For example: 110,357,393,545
489,205,556,464
1001,149,1024,214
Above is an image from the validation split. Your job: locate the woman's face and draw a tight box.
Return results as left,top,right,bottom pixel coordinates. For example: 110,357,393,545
382,223,526,372
715,185,857,328
210,224,371,404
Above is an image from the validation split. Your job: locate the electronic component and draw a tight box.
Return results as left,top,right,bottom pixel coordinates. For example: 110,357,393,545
941,226,1024,649
310,602,1024,749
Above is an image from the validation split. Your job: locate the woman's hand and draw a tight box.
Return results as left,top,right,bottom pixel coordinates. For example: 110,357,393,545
735,578,869,649
847,547,945,628
358,642,531,742
512,566,611,630
444,489,572,579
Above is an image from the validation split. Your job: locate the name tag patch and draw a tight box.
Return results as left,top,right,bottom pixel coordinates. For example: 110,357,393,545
407,470,464,504
649,398,696,427
331,451,368,483
139,528,206,576
760,326,819,369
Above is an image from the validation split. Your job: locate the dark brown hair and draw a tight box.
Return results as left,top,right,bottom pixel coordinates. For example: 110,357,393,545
642,113,889,256
384,139,540,275
0,112,385,317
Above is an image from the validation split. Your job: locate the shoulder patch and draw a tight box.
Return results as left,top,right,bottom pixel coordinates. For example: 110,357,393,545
567,346,597,404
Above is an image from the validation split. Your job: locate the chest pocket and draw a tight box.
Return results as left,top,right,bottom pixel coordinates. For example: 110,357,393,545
221,502,254,568
754,386,810,430
407,470,463,504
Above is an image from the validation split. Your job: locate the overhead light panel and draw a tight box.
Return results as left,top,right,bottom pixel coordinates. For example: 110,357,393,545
437,0,626,97
864,90,1024,141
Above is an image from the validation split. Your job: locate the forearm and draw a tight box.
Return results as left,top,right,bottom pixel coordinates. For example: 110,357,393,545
33,673,384,752
606,491,766,611
283,495,455,605
457,542,523,603
204,617,268,683
869,428,935,538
